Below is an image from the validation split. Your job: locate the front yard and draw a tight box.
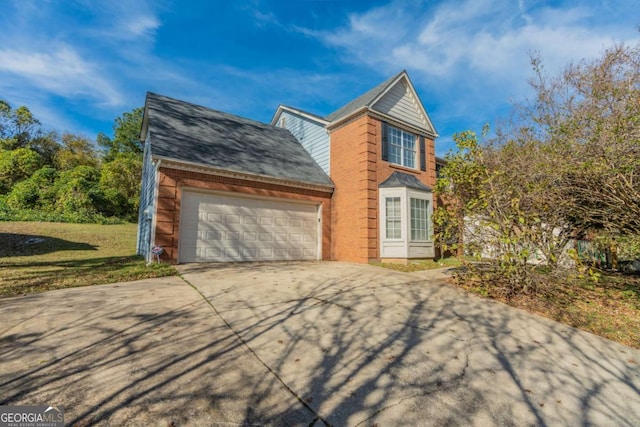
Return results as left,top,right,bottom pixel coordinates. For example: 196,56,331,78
0,222,176,297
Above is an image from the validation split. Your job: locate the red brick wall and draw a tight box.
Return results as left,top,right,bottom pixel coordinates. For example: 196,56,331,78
154,167,332,264
329,115,437,263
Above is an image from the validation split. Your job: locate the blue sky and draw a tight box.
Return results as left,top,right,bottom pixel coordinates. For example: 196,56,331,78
1,0,638,155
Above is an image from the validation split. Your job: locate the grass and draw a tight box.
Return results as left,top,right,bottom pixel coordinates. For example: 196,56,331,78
0,222,177,297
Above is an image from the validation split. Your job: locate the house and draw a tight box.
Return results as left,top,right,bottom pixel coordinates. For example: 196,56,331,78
137,70,439,264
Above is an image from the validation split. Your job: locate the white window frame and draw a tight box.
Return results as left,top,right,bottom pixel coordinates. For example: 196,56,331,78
385,197,402,239
387,126,416,169
410,197,429,241
380,187,434,259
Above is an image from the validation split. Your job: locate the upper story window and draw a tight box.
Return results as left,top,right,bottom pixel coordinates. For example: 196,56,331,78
388,126,416,168
382,122,426,171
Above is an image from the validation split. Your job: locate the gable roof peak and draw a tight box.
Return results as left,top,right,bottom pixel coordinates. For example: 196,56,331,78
324,70,406,123
324,70,437,137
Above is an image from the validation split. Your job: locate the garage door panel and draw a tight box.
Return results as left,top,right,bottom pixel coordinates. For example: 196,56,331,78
179,191,319,263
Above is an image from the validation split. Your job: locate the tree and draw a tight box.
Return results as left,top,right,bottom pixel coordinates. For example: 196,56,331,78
0,101,41,150
53,165,101,215
99,153,142,221
5,167,58,210
435,130,574,294
434,130,486,258
97,107,144,161
523,43,640,235
437,41,640,295
0,99,60,166
0,148,42,194
55,133,100,170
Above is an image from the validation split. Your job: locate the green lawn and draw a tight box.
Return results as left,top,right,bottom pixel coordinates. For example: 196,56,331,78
0,222,177,297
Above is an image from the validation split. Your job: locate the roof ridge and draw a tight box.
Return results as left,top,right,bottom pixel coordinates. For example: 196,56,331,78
146,92,278,131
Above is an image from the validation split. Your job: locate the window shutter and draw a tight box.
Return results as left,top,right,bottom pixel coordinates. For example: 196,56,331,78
381,122,389,161
419,136,426,171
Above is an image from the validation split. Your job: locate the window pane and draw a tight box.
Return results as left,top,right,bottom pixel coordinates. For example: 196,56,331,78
385,197,401,239
410,198,429,241
389,144,401,165
385,125,415,168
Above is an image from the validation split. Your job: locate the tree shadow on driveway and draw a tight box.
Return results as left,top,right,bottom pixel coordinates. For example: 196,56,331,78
183,262,640,426
1,263,639,426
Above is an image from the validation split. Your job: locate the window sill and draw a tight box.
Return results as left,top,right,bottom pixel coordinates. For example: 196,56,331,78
388,163,420,174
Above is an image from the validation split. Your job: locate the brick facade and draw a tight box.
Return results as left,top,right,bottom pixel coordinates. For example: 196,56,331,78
154,167,332,264
329,115,437,263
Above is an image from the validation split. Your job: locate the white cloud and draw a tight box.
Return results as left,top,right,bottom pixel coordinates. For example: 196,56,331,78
122,15,161,39
75,0,162,42
317,0,634,85
0,45,124,106
300,0,640,149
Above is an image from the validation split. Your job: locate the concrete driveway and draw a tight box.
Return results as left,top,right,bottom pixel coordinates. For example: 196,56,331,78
1,262,639,426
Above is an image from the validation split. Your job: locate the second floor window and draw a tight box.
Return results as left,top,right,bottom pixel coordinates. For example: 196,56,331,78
387,125,416,169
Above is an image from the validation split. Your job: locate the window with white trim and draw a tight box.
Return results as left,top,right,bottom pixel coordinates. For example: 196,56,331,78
388,126,416,168
410,198,429,241
385,197,401,239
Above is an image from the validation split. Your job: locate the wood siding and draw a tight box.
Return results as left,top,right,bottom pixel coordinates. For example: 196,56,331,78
372,81,429,132
280,110,330,174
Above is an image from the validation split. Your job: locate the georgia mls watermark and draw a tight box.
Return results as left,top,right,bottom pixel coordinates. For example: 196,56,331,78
0,406,64,427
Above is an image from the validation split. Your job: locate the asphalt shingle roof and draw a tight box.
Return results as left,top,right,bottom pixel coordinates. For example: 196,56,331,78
144,92,333,187
379,171,432,191
324,71,404,122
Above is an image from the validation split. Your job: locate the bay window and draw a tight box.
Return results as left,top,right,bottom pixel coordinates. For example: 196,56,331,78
385,197,402,239
410,198,429,241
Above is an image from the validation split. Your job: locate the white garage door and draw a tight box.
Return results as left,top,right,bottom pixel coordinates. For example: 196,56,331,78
179,191,320,263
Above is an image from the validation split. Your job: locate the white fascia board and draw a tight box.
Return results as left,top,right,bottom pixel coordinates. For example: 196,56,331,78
369,72,439,138
271,105,329,126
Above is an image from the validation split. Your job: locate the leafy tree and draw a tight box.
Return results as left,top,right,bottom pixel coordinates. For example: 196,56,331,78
55,133,99,170
99,153,142,220
97,107,144,161
0,99,60,165
438,41,640,295
434,130,486,258
53,165,102,215
6,167,58,210
523,43,640,235
0,101,41,150
0,148,42,194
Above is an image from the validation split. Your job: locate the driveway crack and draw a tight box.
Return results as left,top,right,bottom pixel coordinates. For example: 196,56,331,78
354,338,473,427
181,276,332,427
